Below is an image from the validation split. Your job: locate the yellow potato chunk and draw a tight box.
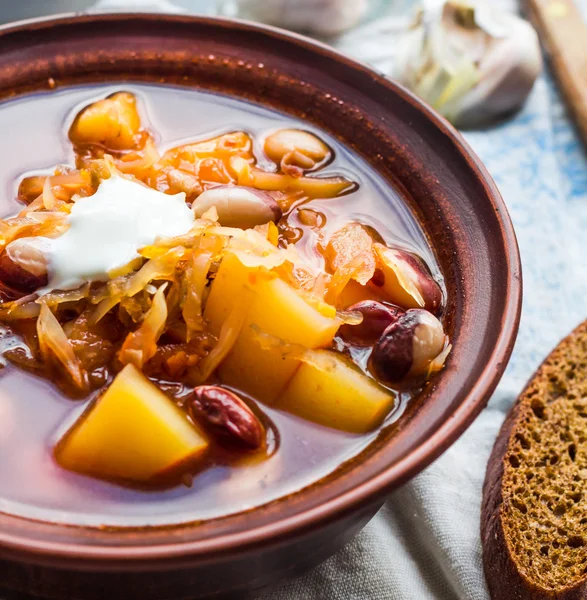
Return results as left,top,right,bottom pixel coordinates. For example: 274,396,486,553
335,280,386,309
56,364,209,484
204,251,340,403
204,251,258,336
276,350,395,433
219,277,340,403
69,92,142,151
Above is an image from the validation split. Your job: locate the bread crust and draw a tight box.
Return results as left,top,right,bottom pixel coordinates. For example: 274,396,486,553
482,320,587,600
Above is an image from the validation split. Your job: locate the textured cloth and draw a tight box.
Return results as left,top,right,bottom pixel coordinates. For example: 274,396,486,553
2,1,587,598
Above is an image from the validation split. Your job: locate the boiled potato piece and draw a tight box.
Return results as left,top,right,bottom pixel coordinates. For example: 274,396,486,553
219,276,340,403
204,251,340,403
204,251,258,336
335,280,386,309
69,92,142,151
276,350,395,433
56,364,209,484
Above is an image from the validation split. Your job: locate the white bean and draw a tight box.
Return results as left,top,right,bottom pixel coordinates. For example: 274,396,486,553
192,185,282,229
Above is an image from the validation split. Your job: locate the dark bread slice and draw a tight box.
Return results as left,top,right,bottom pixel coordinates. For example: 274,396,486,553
482,320,587,600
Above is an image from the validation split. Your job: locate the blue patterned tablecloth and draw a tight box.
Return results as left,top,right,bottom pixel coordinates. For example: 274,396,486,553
266,2,587,598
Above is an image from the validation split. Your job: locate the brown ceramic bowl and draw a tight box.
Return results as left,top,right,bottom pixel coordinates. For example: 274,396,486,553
0,13,521,600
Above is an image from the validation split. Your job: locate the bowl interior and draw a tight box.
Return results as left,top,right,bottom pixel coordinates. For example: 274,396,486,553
0,14,520,562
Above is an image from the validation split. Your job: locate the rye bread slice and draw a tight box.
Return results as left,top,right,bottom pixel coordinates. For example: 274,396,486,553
482,320,587,600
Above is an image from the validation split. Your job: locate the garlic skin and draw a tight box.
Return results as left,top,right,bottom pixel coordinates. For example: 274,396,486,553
91,0,183,12
391,1,542,128
233,0,368,37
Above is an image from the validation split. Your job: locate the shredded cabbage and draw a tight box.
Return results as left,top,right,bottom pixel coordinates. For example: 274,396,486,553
182,249,215,339
0,299,41,320
42,177,57,210
0,122,373,400
40,285,90,307
37,303,87,391
90,248,184,324
230,156,354,198
0,213,69,248
188,289,252,385
118,284,168,369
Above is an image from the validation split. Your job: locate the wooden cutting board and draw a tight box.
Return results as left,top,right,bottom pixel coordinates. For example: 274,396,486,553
527,0,587,146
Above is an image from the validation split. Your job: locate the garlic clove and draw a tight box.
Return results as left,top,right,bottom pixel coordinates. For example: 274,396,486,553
192,185,282,229
232,0,368,37
455,17,542,127
391,1,542,128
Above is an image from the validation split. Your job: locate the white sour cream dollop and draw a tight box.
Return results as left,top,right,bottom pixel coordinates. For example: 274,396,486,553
43,175,194,293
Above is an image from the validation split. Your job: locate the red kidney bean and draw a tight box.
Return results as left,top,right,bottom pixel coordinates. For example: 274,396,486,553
338,300,403,346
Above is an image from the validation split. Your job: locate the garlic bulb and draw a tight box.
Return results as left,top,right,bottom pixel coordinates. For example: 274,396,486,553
231,0,368,37
91,0,183,12
391,0,542,127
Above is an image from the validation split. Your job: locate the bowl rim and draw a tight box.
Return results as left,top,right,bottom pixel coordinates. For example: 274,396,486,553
0,11,522,565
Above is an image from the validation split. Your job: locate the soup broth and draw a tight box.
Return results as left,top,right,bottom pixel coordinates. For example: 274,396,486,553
0,84,445,527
